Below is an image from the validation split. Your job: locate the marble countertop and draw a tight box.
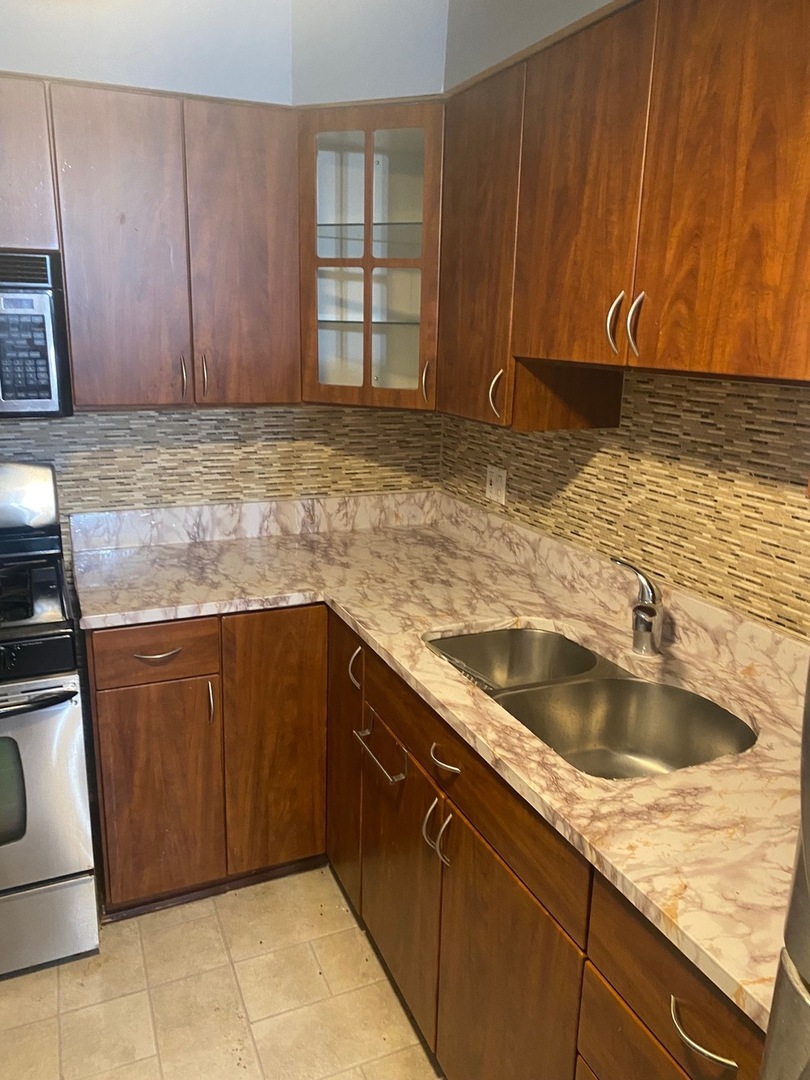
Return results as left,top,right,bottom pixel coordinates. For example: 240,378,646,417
71,492,810,1031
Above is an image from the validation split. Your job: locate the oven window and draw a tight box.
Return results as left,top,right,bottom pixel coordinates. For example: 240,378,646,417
0,737,26,845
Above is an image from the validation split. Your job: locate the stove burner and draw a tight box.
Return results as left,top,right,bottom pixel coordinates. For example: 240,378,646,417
0,566,34,623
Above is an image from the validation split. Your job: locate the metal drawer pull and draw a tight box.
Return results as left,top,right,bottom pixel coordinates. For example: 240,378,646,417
430,742,461,775
434,813,453,866
488,369,504,418
133,647,182,663
180,355,188,398
626,291,646,358
421,360,430,404
354,728,407,785
348,646,362,690
202,353,209,397
421,797,439,851
670,996,738,1070
207,680,214,724
605,290,625,354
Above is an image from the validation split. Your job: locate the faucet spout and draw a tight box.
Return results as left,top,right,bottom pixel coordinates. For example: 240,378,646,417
612,558,664,655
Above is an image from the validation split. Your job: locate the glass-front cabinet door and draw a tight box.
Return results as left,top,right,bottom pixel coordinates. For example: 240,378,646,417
300,103,443,408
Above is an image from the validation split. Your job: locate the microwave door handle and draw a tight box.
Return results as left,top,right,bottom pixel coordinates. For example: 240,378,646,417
0,690,78,720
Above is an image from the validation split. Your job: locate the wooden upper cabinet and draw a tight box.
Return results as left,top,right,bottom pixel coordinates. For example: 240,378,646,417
632,0,810,381
184,99,301,405
0,77,58,250
437,65,525,425
512,0,656,366
51,84,191,408
299,101,443,410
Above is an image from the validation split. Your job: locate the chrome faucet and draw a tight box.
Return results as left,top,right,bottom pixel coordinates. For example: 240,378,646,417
612,558,663,655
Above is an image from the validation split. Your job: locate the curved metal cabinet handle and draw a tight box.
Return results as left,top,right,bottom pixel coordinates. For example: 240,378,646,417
421,797,439,851
626,291,646,358
434,813,453,866
421,360,430,404
430,742,461,776
488,369,504,419
201,353,209,397
605,290,625,355
180,355,188,399
670,996,738,1070
354,728,407,785
347,645,362,691
133,647,183,663
207,680,214,725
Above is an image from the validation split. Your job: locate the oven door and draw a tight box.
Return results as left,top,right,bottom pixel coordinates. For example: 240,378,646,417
0,672,92,892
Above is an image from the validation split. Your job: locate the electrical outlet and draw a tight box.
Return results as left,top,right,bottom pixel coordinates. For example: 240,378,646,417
485,465,507,505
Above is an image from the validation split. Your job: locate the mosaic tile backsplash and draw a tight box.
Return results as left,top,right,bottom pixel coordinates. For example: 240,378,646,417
0,369,806,637
441,372,810,638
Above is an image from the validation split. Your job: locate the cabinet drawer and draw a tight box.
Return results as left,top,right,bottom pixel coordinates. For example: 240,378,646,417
588,876,765,1080
91,617,221,690
364,649,591,946
579,963,690,1080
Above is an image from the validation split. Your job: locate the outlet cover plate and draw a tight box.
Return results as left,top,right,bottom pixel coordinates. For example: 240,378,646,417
485,465,507,505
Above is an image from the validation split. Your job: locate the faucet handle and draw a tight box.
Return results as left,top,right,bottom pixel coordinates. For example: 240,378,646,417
612,558,662,605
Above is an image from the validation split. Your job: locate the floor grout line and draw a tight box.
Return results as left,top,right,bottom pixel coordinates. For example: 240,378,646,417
308,937,335,997
135,915,167,1080
213,894,267,1080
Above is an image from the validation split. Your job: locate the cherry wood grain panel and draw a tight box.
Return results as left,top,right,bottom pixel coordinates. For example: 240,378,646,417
512,0,656,365
325,611,364,911
51,83,191,407
97,675,226,907
589,876,765,1080
0,77,58,249
364,648,592,946
437,808,584,1080
185,99,301,405
577,1058,600,1080
634,0,810,380
222,606,327,876
91,617,220,690
360,711,443,1048
579,964,691,1080
437,64,525,425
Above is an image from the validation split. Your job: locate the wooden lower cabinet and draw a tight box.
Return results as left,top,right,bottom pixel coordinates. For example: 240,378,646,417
96,675,226,907
326,610,364,910
437,809,584,1080
360,711,444,1048
577,1059,600,1080
222,606,327,876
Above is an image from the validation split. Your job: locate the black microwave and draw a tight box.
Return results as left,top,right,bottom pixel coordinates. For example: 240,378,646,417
0,250,72,417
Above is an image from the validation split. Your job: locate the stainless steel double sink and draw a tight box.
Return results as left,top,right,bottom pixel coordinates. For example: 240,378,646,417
425,628,756,781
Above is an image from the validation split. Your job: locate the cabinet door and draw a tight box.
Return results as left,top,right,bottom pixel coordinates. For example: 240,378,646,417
512,0,655,365
300,102,443,410
360,711,443,1048
632,0,810,380
0,77,58,250
222,606,327,876
185,99,301,405
437,65,525,425
51,83,191,407
326,611,364,910
437,809,584,1080
96,675,226,907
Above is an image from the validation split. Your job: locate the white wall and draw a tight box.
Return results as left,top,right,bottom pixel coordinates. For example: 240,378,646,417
444,0,612,89
291,0,448,104
0,0,293,103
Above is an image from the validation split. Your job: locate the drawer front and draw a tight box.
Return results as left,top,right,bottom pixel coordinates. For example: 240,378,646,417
588,877,765,1080
91,617,221,689
580,963,690,1080
364,649,591,946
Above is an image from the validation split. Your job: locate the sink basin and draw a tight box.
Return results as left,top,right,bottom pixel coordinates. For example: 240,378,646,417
495,678,756,780
427,628,598,690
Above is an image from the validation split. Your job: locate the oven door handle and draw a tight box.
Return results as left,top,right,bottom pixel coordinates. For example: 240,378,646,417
0,690,78,720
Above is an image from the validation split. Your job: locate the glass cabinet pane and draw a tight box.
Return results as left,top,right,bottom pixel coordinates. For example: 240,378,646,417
317,268,364,386
373,129,424,258
0,737,26,846
317,131,365,258
371,268,421,390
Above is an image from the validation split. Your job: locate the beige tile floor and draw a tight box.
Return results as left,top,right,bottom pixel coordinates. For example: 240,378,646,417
0,868,444,1080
